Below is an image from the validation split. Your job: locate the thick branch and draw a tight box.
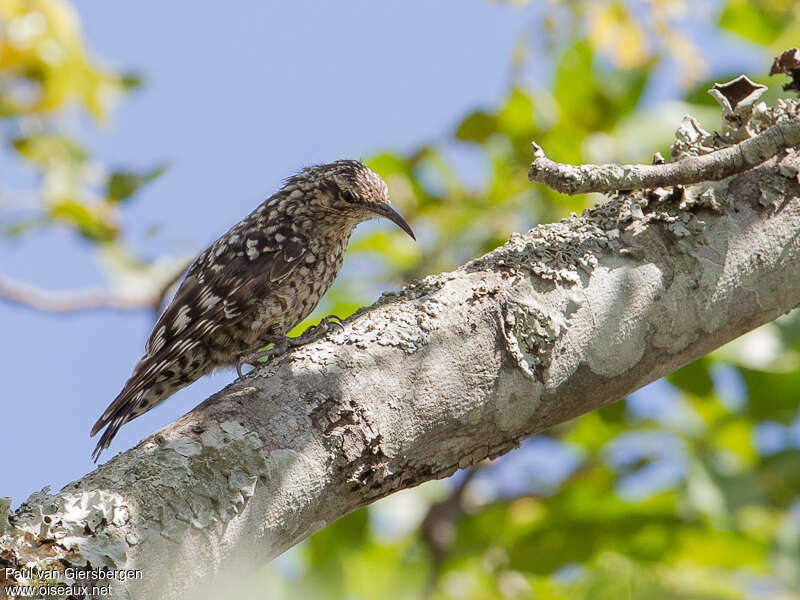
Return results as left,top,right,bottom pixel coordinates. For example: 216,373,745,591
3,149,800,599
528,117,800,195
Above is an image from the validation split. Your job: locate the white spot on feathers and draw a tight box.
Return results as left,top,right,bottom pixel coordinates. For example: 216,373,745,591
143,359,171,377
169,338,198,355
172,305,192,334
223,299,241,319
196,318,218,334
246,239,259,260
198,288,221,309
148,325,167,353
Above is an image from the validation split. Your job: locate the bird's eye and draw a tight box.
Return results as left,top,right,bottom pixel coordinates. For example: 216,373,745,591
341,190,357,203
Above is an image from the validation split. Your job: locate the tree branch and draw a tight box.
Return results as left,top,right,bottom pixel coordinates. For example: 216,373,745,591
0,266,186,315
528,116,800,195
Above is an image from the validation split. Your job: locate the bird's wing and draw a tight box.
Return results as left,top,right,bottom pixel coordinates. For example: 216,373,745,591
145,224,308,355
90,224,308,444
267,226,308,282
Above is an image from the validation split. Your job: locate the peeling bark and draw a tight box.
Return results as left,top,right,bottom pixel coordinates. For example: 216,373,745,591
3,104,800,600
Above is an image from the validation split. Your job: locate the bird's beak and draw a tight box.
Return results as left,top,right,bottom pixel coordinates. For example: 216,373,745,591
370,203,416,240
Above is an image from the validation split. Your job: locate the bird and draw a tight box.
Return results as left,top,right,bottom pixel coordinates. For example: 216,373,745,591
90,160,415,461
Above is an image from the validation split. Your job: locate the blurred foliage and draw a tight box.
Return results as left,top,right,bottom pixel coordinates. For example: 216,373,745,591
5,0,800,599
719,0,800,50
0,0,181,297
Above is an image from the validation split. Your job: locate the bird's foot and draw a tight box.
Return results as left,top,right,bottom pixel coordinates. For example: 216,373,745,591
236,336,288,377
235,317,344,377
294,315,344,344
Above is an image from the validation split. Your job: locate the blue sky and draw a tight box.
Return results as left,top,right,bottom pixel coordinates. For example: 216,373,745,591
1,1,763,506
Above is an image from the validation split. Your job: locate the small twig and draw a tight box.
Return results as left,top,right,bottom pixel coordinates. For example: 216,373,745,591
0,265,187,316
528,117,800,195
420,467,479,597
0,274,156,312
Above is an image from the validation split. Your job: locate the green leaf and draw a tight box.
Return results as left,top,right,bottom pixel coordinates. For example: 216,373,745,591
2,218,45,238
119,72,144,91
718,0,785,45
455,110,497,143
12,135,87,167
601,62,652,124
739,367,800,423
685,458,730,527
302,508,370,596
106,164,168,204
49,200,117,242
552,40,652,137
713,418,756,466
759,450,800,507
497,88,535,136
553,41,596,127
597,399,627,423
563,412,623,452
668,359,713,397
366,152,413,177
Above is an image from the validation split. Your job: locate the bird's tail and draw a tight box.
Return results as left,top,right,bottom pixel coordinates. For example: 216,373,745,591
91,399,142,462
90,353,202,462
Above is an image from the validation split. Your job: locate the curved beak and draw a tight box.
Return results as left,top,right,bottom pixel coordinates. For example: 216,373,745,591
370,203,416,240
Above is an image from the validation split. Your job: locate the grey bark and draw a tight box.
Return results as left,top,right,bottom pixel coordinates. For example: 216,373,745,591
528,115,800,195
3,121,800,600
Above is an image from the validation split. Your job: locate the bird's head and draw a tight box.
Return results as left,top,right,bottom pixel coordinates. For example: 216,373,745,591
296,160,415,240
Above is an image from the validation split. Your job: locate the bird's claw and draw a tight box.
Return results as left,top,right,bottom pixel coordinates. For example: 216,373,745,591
300,315,344,341
319,315,345,332
236,355,248,378
236,344,284,377
235,316,344,378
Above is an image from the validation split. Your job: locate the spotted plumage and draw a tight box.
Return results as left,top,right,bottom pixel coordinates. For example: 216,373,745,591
91,160,415,461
